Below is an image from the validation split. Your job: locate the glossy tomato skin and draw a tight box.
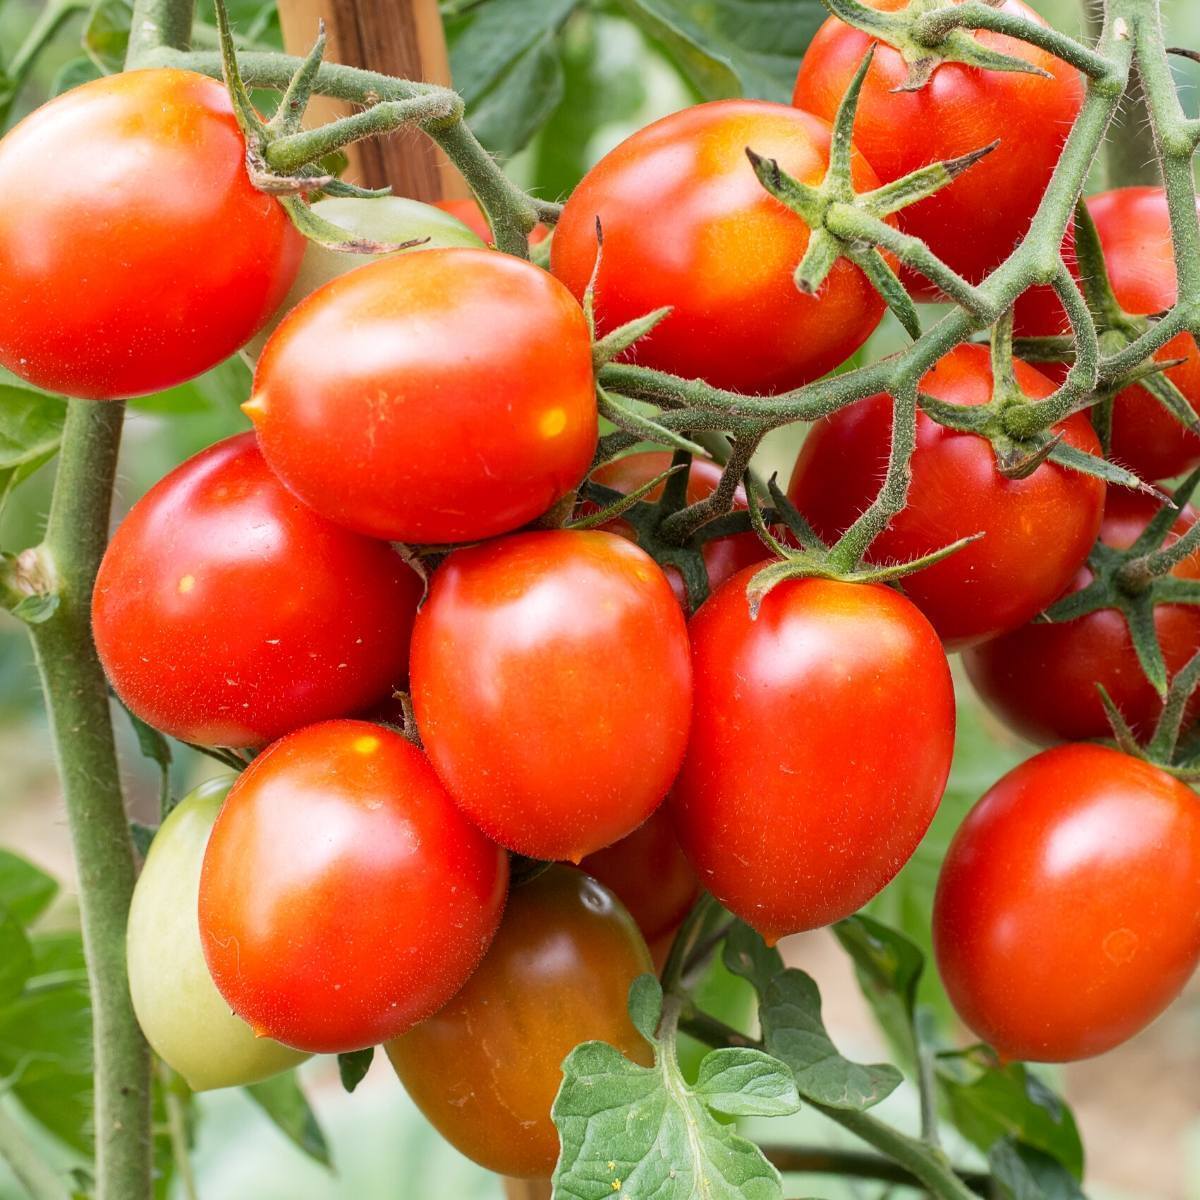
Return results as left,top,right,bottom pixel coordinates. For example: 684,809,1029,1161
578,805,700,943
793,0,1083,296
198,720,509,1053
93,434,422,748
671,570,955,942
965,492,1200,744
590,452,770,607
1015,187,1200,481
551,100,886,394
386,866,652,1179
788,344,1105,649
934,744,1200,1062
126,778,309,1091
248,248,597,544
411,530,693,862
0,69,302,399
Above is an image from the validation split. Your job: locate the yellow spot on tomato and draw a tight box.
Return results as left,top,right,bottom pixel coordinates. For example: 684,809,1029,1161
353,735,381,755
178,575,195,594
539,407,568,438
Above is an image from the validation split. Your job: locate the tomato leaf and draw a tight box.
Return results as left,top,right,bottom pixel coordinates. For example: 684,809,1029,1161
0,848,58,925
83,0,133,73
628,973,664,1043
337,1047,373,1093
117,700,173,819
723,920,784,994
0,906,33,1003
0,387,66,517
989,1137,1087,1200
244,1072,332,1168
693,1047,801,1117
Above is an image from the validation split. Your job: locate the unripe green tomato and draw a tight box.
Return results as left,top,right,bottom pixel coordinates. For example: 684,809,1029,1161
126,777,308,1091
243,195,486,360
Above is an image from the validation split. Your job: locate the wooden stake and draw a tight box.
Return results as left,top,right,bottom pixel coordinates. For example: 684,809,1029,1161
504,1181,552,1200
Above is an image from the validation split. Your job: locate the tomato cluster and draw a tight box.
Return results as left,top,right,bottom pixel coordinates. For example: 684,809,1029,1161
3,2,1197,1178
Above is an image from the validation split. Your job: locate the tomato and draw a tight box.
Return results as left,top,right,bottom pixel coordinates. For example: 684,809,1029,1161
589,452,770,607
0,69,302,399
578,805,700,944
93,434,421,748
126,778,308,1090
965,491,1200,744
1015,187,1200,481
243,195,485,359
198,720,508,1053
386,865,652,1179
787,344,1106,649
934,744,1200,1062
670,569,955,942
411,530,692,862
551,100,887,394
247,248,597,544
793,0,1083,297
433,197,549,246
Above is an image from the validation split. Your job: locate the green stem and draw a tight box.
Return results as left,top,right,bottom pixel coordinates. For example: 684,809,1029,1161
160,1066,197,1200
762,1144,988,1196
0,1103,71,1200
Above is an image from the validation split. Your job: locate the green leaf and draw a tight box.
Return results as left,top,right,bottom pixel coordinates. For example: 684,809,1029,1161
760,970,902,1110
833,914,924,1058
693,1047,801,1117
0,387,67,515
245,1072,332,1168
619,0,826,102
989,1138,1088,1200
0,849,58,925
337,1047,374,1093
83,0,133,72
8,592,59,624
51,57,104,96
553,1039,783,1200
628,973,664,1044
118,701,173,818
723,921,784,994
129,822,157,859
0,907,33,1003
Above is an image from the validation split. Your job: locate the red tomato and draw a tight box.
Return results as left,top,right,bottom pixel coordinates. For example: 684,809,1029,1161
934,744,1200,1061
670,569,955,942
93,434,421,748
793,0,1083,297
551,100,887,394
589,452,770,607
787,344,1106,649
578,806,700,943
247,248,596,544
199,720,508,1053
433,197,549,246
411,530,693,862
966,492,1200,744
1015,187,1200,481
386,866,652,1179
0,69,301,399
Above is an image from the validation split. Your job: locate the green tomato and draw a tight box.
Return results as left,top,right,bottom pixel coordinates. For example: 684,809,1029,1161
243,196,487,360
126,777,309,1091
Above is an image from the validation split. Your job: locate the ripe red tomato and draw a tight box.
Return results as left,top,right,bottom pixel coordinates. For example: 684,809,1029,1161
433,197,549,246
934,744,1200,1062
411,530,692,862
966,492,1200,744
578,806,700,944
589,452,770,607
787,343,1106,649
386,866,652,1179
93,434,421,748
670,569,955,942
247,247,597,544
199,720,509,1053
0,69,302,399
551,100,887,394
1015,187,1200,481
793,0,1083,297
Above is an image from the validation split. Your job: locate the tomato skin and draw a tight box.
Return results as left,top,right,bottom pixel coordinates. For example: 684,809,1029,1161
590,452,770,607
1015,187,1200,481
0,69,302,399
248,247,597,544
793,0,1083,296
411,530,693,862
93,434,421,748
670,569,955,942
387,866,652,1179
198,720,509,1053
965,492,1200,745
551,100,886,394
578,805,700,943
787,344,1106,649
127,778,309,1090
934,744,1200,1062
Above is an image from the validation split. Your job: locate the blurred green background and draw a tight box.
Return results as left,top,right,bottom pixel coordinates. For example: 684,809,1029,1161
0,0,1198,1196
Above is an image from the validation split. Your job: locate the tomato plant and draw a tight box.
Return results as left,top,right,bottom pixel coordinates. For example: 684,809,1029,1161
934,743,1200,1062
248,246,598,544
0,68,302,399
198,720,509,1053
386,866,652,1179
93,433,423,747
411,530,692,862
